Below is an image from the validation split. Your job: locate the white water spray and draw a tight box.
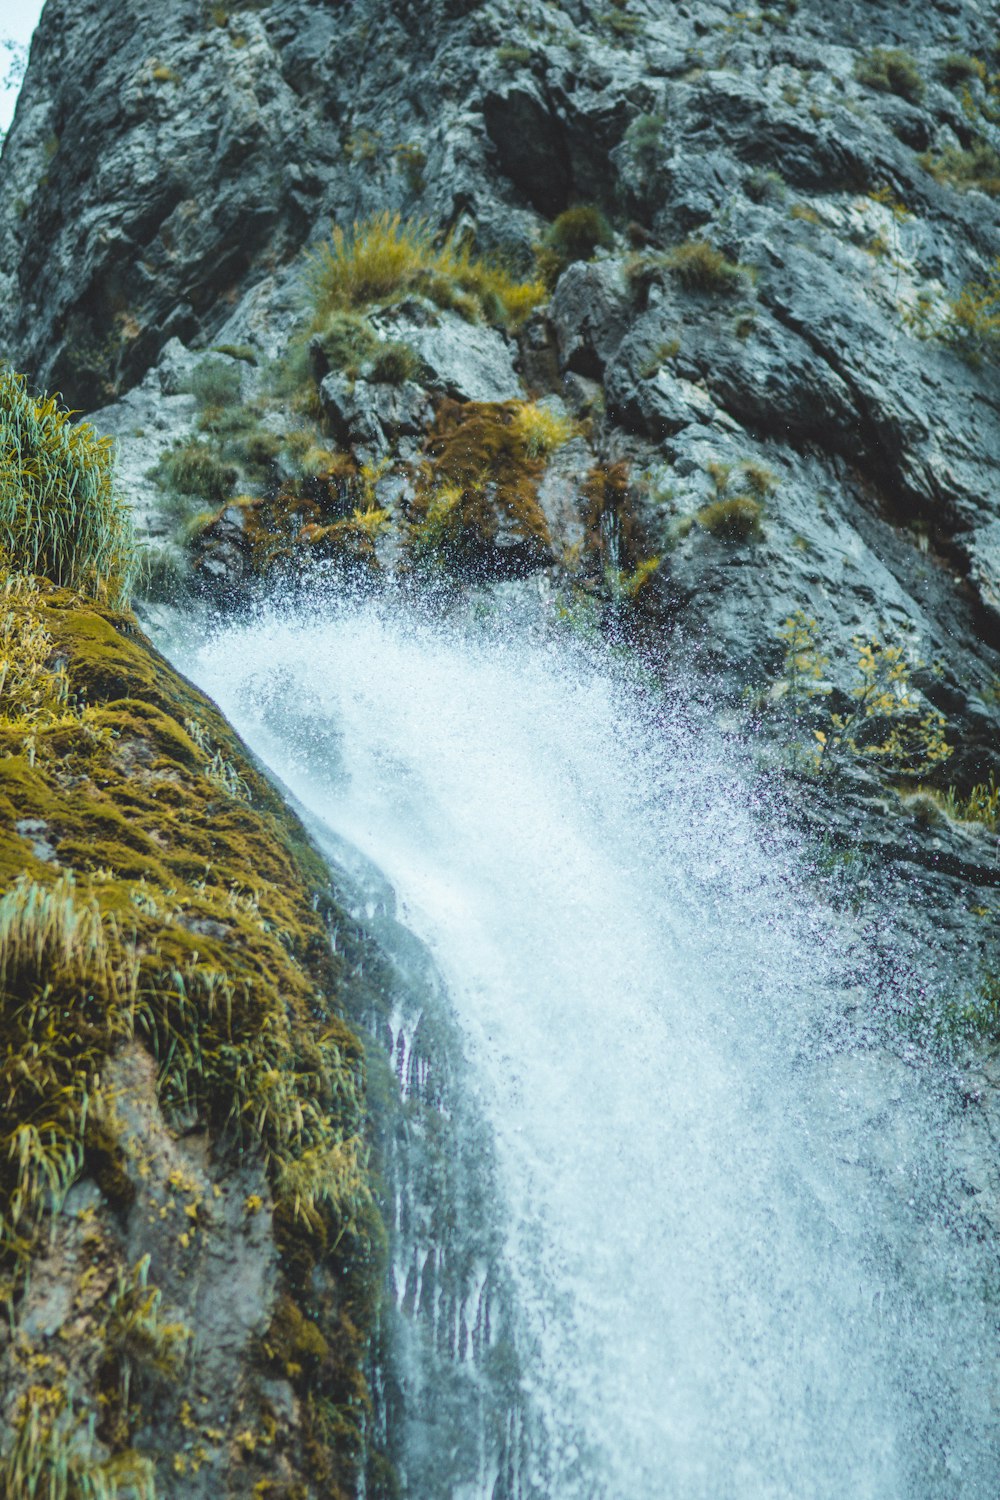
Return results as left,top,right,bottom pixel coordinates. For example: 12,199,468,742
162,589,999,1499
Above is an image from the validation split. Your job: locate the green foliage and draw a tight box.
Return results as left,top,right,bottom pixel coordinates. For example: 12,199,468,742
911,774,1000,831
307,212,545,330
745,167,786,203
625,113,666,173
496,44,532,66
407,400,553,577
855,47,925,103
537,204,614,287
186,356,243,407
152,439,237,502
311,311,381,379
776,612,952,777
211,342,258,365
0,371,137,607
920,140,1000,194
106,1254,191,1394
694,459,772,541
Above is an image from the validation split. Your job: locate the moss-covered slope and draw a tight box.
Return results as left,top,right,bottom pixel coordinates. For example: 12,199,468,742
0,574,389,1498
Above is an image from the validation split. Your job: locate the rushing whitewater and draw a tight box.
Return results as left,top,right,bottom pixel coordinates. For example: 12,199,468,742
162,589,999,1499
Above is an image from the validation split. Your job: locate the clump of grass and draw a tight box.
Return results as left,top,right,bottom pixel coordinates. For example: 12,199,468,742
696,495,763,540
855,47,925,103
212,342,258,365
307,212,545,330
0,370,137,606
310,311,381,379
186,355,243,407
694,459,773,541
153,439,237,502
911,774,1000,830
937,52,987,87
920,139,1000,194
745,167,786,203
536,204,615,287
0,1409,155,1500
510,401,577,457
667,239,749,294
368,340,424,385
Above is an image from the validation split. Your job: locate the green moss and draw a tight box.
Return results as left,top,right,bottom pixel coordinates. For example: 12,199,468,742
667,240,749,294
151,439,237,503
0,577,386,1493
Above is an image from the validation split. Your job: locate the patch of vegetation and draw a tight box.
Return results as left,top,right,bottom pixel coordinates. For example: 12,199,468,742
745,168,786,203
941,259,1000,364
855,47,925,104
407,400,554,578
212,342,258,365
392,141,427,194
937,52,987,87
625,113,666,175
310,310,381,379
186,355,243,408
536,204,615,288
368,339,424,385
496,44,532,66
151,438,237,503
0,371,137,607
307,212,545,331
694,459,773,542
919,139,1000,194
776,611,952,776
908,774,1000,831
666,239,750,294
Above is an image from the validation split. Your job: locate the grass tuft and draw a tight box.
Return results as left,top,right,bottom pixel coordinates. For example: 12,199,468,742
307,212,545,331
0,371,137,606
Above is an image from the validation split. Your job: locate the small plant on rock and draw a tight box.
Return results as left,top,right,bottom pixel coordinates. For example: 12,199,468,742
536,204,614,287
855,47,925,104
667,239,750,295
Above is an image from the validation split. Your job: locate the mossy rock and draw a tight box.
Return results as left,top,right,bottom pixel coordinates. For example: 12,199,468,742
0,577,391,1497
407,399,554,578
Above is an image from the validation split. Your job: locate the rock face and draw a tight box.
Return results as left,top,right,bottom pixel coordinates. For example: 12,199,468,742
3,0,1000,1493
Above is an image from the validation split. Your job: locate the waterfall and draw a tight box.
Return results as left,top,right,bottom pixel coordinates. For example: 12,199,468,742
159,586,1000,1500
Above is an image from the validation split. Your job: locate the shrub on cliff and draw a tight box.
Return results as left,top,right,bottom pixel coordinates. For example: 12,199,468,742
0,369,137,606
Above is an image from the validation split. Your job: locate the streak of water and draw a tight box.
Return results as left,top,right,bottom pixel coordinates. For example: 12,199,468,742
163,590,1000,1499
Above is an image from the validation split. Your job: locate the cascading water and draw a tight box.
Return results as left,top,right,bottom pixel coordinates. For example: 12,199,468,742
158,586,1000,1499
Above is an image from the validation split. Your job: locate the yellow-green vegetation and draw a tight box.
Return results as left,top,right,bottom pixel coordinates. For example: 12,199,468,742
855,47,925,103
307,212,545,330
536,204,614,288
695,460,774,542
920,140,1000,195
906,774,1000,831
776,611,952,776
0,1408,155,1500
942,260,1000,361
407,400,554,576
938,52,988,87
0,371,138,606
666,239,750,295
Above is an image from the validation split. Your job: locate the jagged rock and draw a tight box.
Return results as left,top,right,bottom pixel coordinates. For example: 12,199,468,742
319,373,433,453
550,260,633,378
372,305,521,402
